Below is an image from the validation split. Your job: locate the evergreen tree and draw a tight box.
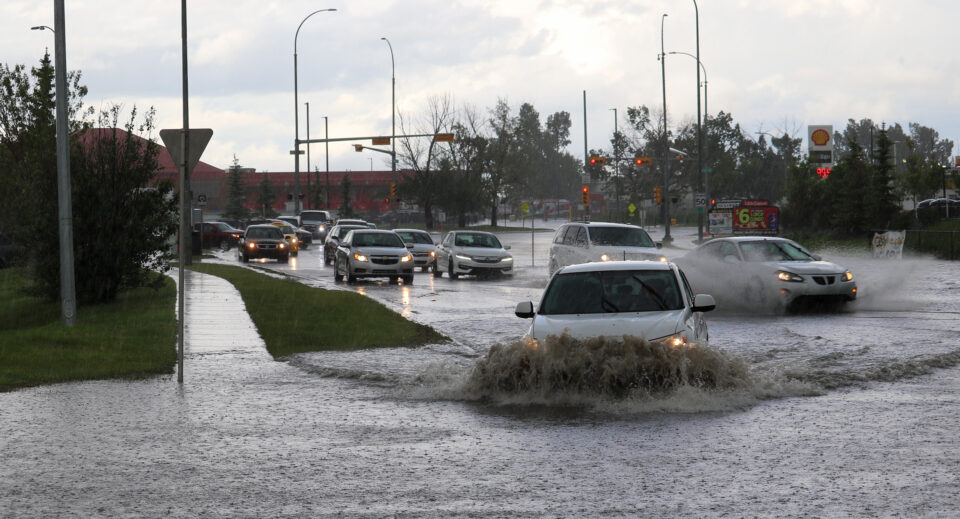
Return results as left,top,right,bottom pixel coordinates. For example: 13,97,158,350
339,173,355,217
223,154,249,219
868,128,901,227
256,172,276,217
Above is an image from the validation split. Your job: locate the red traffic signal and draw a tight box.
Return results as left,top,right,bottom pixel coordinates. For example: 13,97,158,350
634,157,652,166
581,185,590,206
588,156,607,166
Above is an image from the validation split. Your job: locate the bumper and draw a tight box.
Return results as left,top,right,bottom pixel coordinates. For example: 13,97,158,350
348,259,415,278
779,280,858,302
454,259,513,276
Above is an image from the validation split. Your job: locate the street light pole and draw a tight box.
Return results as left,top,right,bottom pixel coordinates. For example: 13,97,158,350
610,108,620,222
693,0,703,242
669,50,709,235
305,101,311,209
660,13,672,243
381,37,396,225
293,8,336,215
324,116,330,208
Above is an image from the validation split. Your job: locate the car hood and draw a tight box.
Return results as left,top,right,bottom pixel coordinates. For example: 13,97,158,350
349,246,410,256
531,309,684,341
456,246,510,258
763,260,847,274
408,244,437,253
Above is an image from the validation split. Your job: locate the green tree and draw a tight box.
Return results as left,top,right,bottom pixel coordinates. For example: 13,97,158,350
339,172,355,218
396,94,454,229
223,155,249,220
308,166,324,210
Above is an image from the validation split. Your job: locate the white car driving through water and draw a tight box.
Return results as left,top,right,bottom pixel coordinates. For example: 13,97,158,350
515,261,716,347
434,230,513,279
674,236,857,311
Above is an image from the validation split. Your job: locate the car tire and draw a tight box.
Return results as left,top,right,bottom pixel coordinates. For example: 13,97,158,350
283,254,291,263
548,259,558,276
241,252,249,263
421,265,429,273
333,258,344,282
220,239,230,251
402,275,413,284
324,249,332,265
448,260,459,280
346,266,357,284
432,262,442,278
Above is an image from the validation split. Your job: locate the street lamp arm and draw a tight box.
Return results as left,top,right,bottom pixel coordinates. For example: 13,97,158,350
295,8,336,53
31,25,55,33
667,51,707,83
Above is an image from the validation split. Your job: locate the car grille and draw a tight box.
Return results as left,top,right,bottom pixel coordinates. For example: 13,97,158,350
257,243,278,250
812,275,837,285
413,252,430,257
473,256,501,263
371,256,399,265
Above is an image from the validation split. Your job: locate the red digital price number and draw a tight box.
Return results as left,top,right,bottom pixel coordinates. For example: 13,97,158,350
816,168,832,179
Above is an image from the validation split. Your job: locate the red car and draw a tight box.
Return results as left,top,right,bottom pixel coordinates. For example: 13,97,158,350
193,221,243,251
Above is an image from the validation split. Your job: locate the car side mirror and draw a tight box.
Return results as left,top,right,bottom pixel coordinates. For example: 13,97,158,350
341,243,351,249
405,244,414,249
692,294,716,312
812,254,822,261
515,301,535,318
723,255,740,264
655,242,662,249
504,245,512,250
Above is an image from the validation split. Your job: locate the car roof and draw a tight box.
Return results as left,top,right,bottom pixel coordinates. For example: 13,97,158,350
449,229,494,236
350,229,395,235
245,224,281,231
557,260,674,274
392,228,430,234
562,221,645,230
703,236,793,244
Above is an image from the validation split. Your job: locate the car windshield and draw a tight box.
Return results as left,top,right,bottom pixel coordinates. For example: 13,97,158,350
247,227,281,240
454,233,501,248
587,226,656,247
739,241,814,262
395,231,433,245
539,269,683,315
213,222,234,231
299,211,327,224
352,232,404,248
275,224,296,234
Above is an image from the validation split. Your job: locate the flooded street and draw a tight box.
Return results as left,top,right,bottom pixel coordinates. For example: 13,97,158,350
3,224,960,517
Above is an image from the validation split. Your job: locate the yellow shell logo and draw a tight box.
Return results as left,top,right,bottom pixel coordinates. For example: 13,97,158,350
811,129,830,146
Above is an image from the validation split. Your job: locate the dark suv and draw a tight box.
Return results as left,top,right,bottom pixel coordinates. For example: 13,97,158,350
238,225,290,263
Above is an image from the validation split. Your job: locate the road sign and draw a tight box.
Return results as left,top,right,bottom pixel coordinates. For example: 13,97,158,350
701,167,713,173
372,137,391,145
160,128,213,175
433,133,454,142
520,202,530,215
197,193,207,206
695,194,707,208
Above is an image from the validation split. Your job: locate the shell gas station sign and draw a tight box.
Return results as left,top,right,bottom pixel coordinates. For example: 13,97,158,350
808,125,833,169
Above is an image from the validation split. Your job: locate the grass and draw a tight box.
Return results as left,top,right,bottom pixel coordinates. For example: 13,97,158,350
187,263,447,358
0,268,177,392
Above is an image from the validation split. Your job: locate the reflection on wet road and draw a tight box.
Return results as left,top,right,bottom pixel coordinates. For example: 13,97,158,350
3,225,960,517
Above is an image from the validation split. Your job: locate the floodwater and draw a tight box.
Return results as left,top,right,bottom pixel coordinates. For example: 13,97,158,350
3,223,960,517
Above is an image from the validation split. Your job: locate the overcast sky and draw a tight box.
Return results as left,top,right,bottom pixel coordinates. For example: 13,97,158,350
4,0,959,173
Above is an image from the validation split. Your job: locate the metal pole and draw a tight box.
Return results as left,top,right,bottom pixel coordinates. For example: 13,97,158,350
694,0,703,242
610,108,620,222
52,1,76,327
324,116,330,208
660,13,672,242
305,101,310,210
381,37,396,226
582,90,588,222
177,0,190,383
293,9,336,216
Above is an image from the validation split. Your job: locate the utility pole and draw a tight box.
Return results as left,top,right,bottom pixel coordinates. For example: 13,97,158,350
660,13,672,243
53,0,76,326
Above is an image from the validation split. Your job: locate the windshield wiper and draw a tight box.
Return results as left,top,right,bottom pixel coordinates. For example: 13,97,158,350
632,275,668,310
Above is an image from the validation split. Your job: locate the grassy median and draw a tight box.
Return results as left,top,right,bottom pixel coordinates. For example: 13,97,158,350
0,268,177,392
187,263,447,358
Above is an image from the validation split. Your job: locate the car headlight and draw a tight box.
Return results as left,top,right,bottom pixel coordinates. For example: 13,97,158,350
501,256,513,262
600,254,611,262
658,256,668,263
429,250,436,258
353,253,368,262
318,225,325,231
400,254,412,262
247,241,257,249
455,254,472,261
291,237,297,243
654,333,688,349
777,270,804,282
842,270,854,282
279,243,286,249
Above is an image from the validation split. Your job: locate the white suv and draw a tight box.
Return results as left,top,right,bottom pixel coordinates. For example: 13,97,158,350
548,222,665,276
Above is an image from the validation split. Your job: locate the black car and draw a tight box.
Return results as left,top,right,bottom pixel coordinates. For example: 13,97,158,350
323,224,369,265
238,225,290,263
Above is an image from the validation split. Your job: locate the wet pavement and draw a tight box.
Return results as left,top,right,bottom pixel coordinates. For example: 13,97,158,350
2,223,960,517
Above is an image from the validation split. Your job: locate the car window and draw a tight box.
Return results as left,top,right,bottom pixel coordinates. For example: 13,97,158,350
213,222,232,232
574,227,588,248
353,232,404,247
697,242,724,259
396,231,433,245
587,226,656,247
454,233,501,248
553,226,567,244
562,225,580,245
202,223,215,233
539,269,683,315
719,242,739,260
442,234,453,247
248,227,280,240
678,269,695,304
740,241,813,262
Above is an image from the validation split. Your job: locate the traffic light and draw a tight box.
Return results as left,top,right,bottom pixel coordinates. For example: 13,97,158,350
654,186,662,205
581,185,590,206
634,157,652,166
384,197,390,204
588,156,607,166
389,182,396,199
710,198,716,209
